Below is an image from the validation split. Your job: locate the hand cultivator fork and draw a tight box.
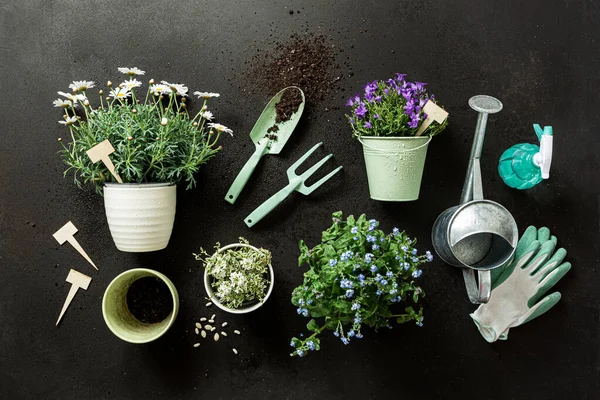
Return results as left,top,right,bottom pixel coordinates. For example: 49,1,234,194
244,142,343,227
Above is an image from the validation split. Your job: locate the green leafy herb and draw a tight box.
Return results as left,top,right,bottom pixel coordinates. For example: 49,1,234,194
289,211,432,357
195,238,271,309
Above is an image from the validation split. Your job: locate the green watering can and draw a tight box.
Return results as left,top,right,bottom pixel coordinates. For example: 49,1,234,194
498,124,553,190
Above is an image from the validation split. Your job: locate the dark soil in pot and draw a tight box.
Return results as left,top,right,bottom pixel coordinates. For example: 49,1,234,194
126,277,173,324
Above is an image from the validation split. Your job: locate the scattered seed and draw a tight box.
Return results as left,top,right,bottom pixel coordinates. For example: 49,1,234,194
200,317,207,322
195,328,199,335
204,324,213,330
206,302,212,307
201,330,207,338
211,327,216,332
222,322,228,327
234,330,241,335
193,343,200,348
232,348,238,355
214,333,220,341
195,322,201,329
208,320,214,324
211,314,215,319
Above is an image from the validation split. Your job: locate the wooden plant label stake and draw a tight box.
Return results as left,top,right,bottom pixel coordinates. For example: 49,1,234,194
86,139,123,183
53,221,98,270
56,269,91,326
415,101,449,136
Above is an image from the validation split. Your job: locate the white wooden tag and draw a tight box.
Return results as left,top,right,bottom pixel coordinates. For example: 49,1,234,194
415,101,449,136
56,269,92,326
86,140,123,183
53,221,98,270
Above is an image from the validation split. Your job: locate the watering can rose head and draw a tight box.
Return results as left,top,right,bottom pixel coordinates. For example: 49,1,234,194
53,68,232,194
345,73,448,138
289,211,432,357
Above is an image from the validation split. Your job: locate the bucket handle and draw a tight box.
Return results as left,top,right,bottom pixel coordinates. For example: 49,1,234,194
463,269,491,304
357,135,432,154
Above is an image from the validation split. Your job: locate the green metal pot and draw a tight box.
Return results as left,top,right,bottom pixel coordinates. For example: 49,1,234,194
359,136,431,201
102,268,179,344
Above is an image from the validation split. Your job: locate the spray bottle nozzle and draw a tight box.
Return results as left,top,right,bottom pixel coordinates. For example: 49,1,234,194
532,124,553,179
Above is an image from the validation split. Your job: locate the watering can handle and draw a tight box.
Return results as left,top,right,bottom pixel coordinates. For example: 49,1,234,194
462,269,491,304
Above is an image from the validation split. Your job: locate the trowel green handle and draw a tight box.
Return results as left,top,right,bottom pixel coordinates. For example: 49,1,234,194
245,182,297,227
225,139,270,204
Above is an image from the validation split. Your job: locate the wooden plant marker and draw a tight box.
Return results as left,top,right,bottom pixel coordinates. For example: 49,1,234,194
56,269,91,326
53,221,98,270
86,139,123,183
415,100,449,136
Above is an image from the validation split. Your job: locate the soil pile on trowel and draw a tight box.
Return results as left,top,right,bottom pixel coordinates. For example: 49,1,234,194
266,89,304,140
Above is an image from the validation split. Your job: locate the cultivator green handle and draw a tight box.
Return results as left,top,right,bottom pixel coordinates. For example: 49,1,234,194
225,139,270,204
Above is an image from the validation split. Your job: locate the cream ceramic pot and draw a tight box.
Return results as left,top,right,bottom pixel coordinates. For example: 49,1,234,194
104,183,176,252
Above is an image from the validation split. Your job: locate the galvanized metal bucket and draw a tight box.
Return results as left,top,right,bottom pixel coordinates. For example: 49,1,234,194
432,96,518,304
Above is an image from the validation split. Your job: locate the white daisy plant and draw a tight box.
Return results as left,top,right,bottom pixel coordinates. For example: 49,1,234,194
194,91,220,99
53,67,230,193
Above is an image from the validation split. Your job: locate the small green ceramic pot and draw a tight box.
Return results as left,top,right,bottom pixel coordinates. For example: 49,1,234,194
102,268,179,344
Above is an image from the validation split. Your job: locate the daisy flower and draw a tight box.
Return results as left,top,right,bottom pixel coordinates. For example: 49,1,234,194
117,67,146,76
202,110,214,121
109,87,131,99
149,84,172,96
161,80,188,96
68,80,95,92
207,122,233,136
120,79,142,90
57,91,87,103
58,116,77,126
194,91,220,99
53,99,72,108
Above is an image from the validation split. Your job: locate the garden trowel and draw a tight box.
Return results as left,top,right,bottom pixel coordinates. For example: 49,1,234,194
225,86,305,204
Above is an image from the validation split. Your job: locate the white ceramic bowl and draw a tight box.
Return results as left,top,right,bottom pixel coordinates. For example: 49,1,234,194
203,243,274,314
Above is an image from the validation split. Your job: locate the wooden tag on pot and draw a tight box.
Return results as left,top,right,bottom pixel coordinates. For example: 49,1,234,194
415,101,449,136
86,140,123,183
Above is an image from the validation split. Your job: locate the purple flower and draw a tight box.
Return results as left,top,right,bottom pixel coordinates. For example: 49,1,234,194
383,88,389,95
395,73,407,81
345,98,354,107
364,80,378,96
374,114,380,119
349,117,355,125
374,96,382,103
355,102,367,119
365,121,372,129
408,118,419,129
404,99,416,114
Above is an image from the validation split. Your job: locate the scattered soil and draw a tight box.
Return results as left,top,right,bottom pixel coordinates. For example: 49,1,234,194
251,33,347,106
127,277,173,324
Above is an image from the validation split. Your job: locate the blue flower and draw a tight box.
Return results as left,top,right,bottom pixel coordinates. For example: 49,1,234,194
393,227,399,236
404,263,410,270
412,257,418,263
307,299,313,305
401,246,408,252
353,236,359,241
329,259,338,267
386,271,393,278
380,237,385,242
366,235,376,243
306,340,315,351
426,250,434,262
346,289,355,298
395,256,400,260
365,253,374,263
376,289,382,295
356,333,364,339
357,274,365,281
354,316,362,324
341,337,350,345
370,265,378,273
372,244,380,251
348,330,355,338
381,279,388,285
333,331,340,337
298,299,305,306
412,269,423,278
396,295,402,302
392,282,398,288
302,309,309,317
351,226,359,234
297,349,305,357
412,248,418,255
390,289,397,295
341,250,354,262
340,279,354,289
351,302,361,311
296,307,303,315
290,340,295,347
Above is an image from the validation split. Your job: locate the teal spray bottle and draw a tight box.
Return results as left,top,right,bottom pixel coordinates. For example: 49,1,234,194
498,124,553,189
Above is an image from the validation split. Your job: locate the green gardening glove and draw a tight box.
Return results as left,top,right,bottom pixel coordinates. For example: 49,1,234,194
471,226,571,343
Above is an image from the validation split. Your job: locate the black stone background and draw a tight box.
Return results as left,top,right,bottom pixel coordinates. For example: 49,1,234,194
1,0,599,399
